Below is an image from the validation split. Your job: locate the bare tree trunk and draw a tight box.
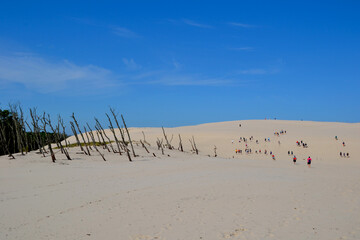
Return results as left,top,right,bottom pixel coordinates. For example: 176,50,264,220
58,115,69,148
71,113,90,156
140,140,150,153
86,123,106,161
106,112,132,162
95,118,116,153
95,125,110,152
41,113,56,162
105,113,122,155
156,138,164,155
189,136,199,154
192,136,199,155
121,114,136,157
0,121,15,159
9,104,24,155
83,127,93,150
142,131,150,145
70,122,86,154
47,114,71,160
162,127,173,149
108,109,127,152
178,134,183,152
29,108,46,156
19,106,29,154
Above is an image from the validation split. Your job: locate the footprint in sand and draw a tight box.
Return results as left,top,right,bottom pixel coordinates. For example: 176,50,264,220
132,234,164,240
222,228,247,239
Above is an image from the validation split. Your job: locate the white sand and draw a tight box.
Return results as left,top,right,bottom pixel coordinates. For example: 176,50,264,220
1,120,360,239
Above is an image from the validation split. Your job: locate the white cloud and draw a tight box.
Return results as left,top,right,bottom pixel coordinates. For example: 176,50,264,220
229,22,257,28
0,54,117,93
122,58,141,70
182,19,213,28
238,69,267,74
132,72,237,86
172,59,182,69
230,47,254,51
112,27,139,38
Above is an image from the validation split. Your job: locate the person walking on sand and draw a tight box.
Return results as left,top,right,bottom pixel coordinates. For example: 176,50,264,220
340,152,342,157
307,156,312,168
293,155,297,164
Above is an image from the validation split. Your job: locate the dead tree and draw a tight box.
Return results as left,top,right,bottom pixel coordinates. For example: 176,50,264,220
108,109,127,152
0,121,15,159
86,123,106,161
105,113,122,155
9,104,24,155
106,112,132,162
142,131,150,145
58,115,69,148
95,125,110,152
140,140,150,153
95,118,115,153
29,108,46,156
83,127,93,150
70,121,86,154
19,106,29,153
46,114,71,160
156,138,164,155
121,114,136,157
41,113,56,162
25,120,38,152
162,127,173,149
71,113,90,156
178,134,183,152
214,145,217,157
189,136,199,155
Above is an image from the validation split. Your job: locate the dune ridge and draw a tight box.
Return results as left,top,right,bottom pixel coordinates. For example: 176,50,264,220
1,120,360,240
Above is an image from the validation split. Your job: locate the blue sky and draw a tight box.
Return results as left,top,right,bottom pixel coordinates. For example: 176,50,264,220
0,0,359,127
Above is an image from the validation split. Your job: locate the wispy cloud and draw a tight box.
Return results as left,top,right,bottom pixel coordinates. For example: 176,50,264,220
149,76,233,86
172,58,182,69
182,19,213,28
70,17,140,39
122,58,141,70
129,71,240,87
112,27,139,38
229,22,257,28
237,68,279,75
230,47,254,51
0,53,117,93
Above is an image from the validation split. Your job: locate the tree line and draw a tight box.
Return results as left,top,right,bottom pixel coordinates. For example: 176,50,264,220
0,104,201,162
0,105,67,158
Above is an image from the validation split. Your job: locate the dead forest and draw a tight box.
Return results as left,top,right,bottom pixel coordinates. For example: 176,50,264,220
0,105,202,162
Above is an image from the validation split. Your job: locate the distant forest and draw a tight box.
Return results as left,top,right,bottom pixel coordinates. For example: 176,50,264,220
0,106,67,157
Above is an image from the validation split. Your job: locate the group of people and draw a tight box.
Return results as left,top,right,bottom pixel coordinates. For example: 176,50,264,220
235,148,274,157
292,155,312,167
335,136,346,146
296,140,308,148
274,130,287,136
340,152,350,158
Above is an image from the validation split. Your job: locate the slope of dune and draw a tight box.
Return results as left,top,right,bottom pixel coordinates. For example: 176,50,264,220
1,120,360,240
97,119,360,162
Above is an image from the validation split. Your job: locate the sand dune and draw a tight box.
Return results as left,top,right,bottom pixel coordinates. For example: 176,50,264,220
1,120,359,239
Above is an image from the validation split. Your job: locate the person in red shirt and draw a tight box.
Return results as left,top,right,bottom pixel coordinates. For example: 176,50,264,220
307,156,312,167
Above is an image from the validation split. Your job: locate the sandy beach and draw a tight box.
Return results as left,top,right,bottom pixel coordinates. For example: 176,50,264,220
1,120,360,240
